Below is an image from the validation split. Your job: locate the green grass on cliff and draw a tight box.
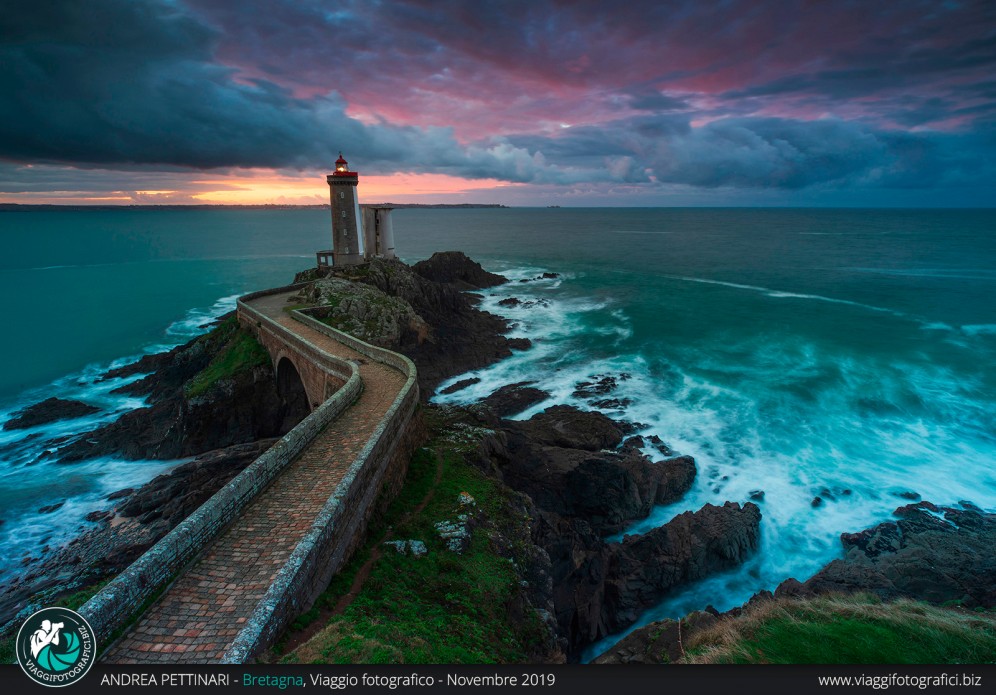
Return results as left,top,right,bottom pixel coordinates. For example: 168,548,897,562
270,408,546,664
185,317,270,398
686,594,996,664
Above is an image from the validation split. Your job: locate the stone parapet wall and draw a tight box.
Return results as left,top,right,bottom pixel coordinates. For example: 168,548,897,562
222,307,419,662
78,285,365,651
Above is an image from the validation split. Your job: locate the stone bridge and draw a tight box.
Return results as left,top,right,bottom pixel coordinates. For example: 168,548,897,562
78,283,419,663
239,284,348,412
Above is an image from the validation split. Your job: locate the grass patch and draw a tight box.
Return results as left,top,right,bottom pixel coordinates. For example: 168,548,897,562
0,635,11,665
688,594,996,664
276,409,544,664
185,319,270,398
57,579,112,612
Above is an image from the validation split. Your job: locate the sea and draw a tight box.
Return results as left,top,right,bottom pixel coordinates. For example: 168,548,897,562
1,207,994,656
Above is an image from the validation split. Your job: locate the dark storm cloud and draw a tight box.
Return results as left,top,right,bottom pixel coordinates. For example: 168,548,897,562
2,0,995,199
506,115,996,190
0,0,500,174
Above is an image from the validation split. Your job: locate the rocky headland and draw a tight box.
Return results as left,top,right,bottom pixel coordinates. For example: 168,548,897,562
3,251,988,665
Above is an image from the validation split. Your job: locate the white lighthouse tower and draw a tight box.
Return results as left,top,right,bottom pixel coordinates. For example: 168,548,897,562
326,153,364,266
320,153,397,268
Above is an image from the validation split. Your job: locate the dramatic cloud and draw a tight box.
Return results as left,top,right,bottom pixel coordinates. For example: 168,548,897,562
1,0,994,204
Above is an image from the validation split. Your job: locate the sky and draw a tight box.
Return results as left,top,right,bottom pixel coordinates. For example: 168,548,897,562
1,0,995,206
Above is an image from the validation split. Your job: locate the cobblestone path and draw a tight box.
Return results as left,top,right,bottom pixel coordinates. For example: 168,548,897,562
102,292,406,663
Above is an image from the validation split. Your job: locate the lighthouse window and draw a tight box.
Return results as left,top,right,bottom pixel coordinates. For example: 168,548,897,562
339,192,344,199
341,210,346,217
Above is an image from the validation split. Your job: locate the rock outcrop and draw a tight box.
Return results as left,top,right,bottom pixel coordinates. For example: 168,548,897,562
3,398,101,430
298,256,513,396
411,251,508,290
448,403,758,657
776,501,996,608
480,382,550,417
493,406,695,534
534,501,760,654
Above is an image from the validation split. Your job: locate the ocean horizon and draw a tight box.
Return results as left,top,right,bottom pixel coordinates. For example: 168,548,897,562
1,206,994,656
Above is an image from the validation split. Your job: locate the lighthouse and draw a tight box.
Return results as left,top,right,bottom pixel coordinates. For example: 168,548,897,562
326,153,364,266
321,153,398,268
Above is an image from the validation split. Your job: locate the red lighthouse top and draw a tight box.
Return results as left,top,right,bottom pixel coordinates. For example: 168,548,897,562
331,152,357,177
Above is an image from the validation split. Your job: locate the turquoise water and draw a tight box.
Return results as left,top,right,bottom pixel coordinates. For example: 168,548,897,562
1,208,994,644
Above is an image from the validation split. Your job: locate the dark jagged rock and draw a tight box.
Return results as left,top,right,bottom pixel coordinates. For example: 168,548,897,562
595,501,996,664
37,503,64,514
440,377,481,395
498,297,522,307
56,363,293,462
512,405,625,452
4,398,100,430
484,407,697,535
481,382,550,418
621,433,673,457
518,272,560,282
452,403,737,658
412,251,508,290
535,502,761,654
573,374,630,399
606,503,761,630
507,338,532,350
776,502,996,608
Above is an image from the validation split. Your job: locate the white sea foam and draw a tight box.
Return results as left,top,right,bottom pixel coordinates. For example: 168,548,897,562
0,455,180,583
962,324,996,336
666,275,907,317
165,293,240,338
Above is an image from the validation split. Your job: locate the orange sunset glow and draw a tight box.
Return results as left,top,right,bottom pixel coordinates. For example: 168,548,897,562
0,170,518,206
192,171,519,205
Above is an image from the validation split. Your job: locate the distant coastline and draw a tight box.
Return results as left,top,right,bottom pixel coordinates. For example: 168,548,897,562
0,203,509,212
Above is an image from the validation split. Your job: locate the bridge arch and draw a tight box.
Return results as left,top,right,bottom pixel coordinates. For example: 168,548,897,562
275,356,311,432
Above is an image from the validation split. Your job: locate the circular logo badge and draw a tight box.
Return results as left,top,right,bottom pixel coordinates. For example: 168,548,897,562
16,607,96,687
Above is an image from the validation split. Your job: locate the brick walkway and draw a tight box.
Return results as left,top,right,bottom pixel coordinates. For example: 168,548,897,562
102,293,407,663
